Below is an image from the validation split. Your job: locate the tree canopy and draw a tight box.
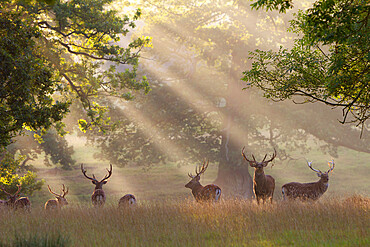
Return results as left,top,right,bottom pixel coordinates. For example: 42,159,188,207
0,0,151,150
243,0,369,130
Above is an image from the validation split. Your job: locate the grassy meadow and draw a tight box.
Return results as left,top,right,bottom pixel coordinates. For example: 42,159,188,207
0,198,369,247
1,136,369,246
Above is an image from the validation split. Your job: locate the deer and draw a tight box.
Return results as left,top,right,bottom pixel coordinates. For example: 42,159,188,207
241,147,277,204
44,184,69,210
0,184,31,211
81,163,112,207
282,160,335,201
118,194,136,208
185,160,221,202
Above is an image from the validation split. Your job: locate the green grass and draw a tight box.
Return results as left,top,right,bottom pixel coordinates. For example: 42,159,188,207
0,198,368,247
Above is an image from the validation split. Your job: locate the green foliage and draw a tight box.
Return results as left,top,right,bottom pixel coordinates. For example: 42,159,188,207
0,0,152,149
243,0,370,127
7,129,76,170
40,130,75,170
0,153,44,199
250,0,294,13
85,0,368,173
0,8,70,149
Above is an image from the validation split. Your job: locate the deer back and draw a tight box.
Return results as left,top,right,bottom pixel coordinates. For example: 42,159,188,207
197,184,222,202
45,199,59,210
92,189,106,206
118,194,136,208
282,178,329,201
81,164,112,207
14,197,31,211
282,160,334,201
185,160,222,202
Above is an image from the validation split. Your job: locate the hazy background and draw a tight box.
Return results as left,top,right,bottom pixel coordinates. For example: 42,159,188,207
9,0,369,207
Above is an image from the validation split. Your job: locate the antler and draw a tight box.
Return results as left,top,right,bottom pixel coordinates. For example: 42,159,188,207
307,161,322,173
61,184,69,197
48,185,61,197
48,184,69,198
262,148,277,167
100,164,113,182
197,160,209,176
241,147,255,164
81,164,98,182
242,147,259,167
0,184,21,196
0,184,11,196
327,160,335,173
189,160,209,178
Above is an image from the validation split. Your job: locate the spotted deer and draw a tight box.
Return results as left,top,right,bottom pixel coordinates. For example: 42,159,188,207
118,194,136,208
81,164,112,207
45,184,69,210
0,184,31,211
282,160,335,201
185,160,221,202
241,147,277,204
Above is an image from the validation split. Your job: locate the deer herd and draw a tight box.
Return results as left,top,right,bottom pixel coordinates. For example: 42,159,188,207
0,147,336,211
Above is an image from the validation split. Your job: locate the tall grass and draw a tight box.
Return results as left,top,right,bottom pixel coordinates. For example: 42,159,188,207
0,196,368,247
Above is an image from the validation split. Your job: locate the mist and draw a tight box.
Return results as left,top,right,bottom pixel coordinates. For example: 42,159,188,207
8,0,369,207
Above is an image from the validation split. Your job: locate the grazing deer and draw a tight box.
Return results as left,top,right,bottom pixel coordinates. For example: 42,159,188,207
0,184,31,211
118,194,136,208
45,184,69,210
81,164,112,207
241,147,277,204
185,160,221,202
282,160,335,201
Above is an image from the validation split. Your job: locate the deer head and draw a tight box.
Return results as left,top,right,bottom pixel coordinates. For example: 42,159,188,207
185,160,209,189
47,184,69,206
241,147,277,174
0,184,21,205
81,164,112,190
307,160,335,183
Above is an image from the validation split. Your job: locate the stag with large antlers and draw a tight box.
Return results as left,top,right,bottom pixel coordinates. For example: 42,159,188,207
81,164,112,207
45,184,69,210
242,147,277,204
0,184,31,211
282,160,335,201
185,160,221,202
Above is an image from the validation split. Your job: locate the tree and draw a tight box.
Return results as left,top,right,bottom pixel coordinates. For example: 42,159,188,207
7,129,76,170
0,153,44,199
0,6,69,149
85,0,314,198
243,0,369,130
82,0,369,199
0,0,151,150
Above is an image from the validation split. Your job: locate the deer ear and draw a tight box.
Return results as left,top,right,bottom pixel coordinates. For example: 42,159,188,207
92,181,96,185
102,181,107,184
317,173,321,177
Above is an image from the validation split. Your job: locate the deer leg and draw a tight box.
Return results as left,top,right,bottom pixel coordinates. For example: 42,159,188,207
256,196,260,205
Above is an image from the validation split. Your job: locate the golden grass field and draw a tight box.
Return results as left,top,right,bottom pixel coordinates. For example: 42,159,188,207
0,197,368,247
1,137,369,246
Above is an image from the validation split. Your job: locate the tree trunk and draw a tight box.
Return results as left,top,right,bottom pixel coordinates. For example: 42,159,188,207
214,41,254,199
214,154,254,199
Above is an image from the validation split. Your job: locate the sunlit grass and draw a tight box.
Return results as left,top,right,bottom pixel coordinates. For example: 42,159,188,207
0,197,368,247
